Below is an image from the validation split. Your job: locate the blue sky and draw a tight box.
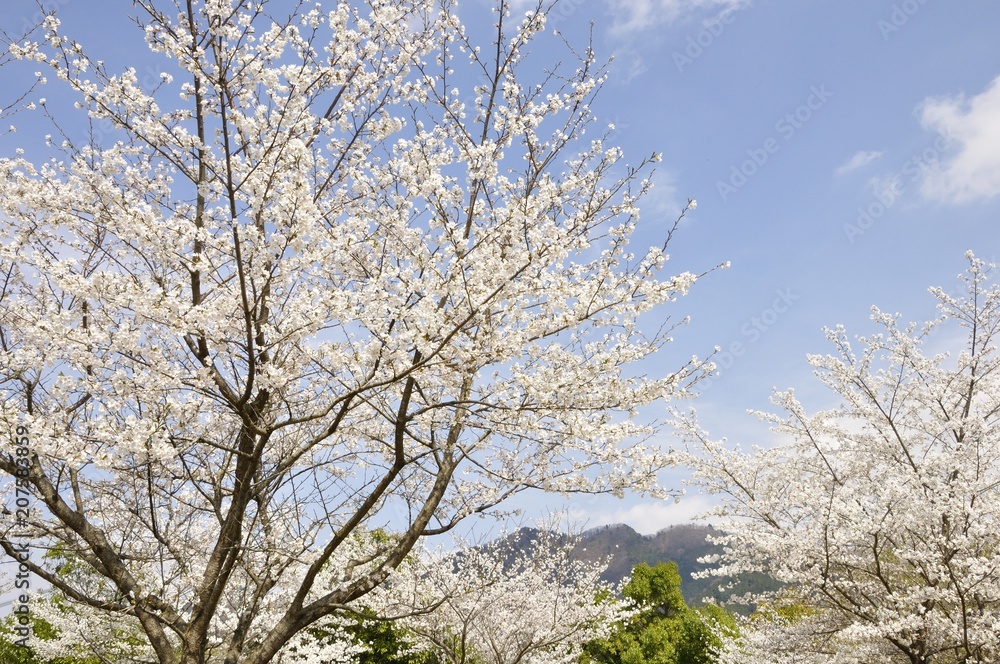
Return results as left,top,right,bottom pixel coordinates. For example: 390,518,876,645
2,0,999,540
543,0,1000,533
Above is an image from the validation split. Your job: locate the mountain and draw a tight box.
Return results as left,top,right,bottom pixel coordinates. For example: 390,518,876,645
497,523,775,611
570,523,728,605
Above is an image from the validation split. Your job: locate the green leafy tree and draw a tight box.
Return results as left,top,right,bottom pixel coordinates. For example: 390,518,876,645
582,562,735,664
339,612,438,664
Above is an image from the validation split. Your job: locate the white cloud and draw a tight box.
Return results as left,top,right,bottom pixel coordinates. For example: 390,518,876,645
607,0,749,35
835,150,883,175
918,75,1000,204
570,496,718,535
642,169,683,218
868,173,903,200
611,43,649,84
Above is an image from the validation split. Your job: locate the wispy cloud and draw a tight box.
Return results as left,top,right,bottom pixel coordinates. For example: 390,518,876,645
867,173,902,199
918,75,1000,203
835,150,883,175
607,0,750,35
611,43,650,84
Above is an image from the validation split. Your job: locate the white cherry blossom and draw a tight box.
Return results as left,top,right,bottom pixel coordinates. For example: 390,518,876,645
0,1,714,662
682,254,1000,663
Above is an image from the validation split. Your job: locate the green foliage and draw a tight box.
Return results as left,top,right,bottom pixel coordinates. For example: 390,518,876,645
623,562,687,618
0,626,37,664
0,614,97,664
582,562,736,664
338,612,439,664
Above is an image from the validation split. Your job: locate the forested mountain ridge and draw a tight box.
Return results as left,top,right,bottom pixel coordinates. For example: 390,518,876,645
573,524,719,599
498,523,773,609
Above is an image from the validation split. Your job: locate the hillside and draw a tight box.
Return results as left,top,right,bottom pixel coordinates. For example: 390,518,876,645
570,523,727,605
498,523,774,610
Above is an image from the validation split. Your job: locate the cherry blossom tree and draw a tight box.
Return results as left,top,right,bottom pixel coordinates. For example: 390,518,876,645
683,254,1000,663
387,529,625,664
0,1,712,662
